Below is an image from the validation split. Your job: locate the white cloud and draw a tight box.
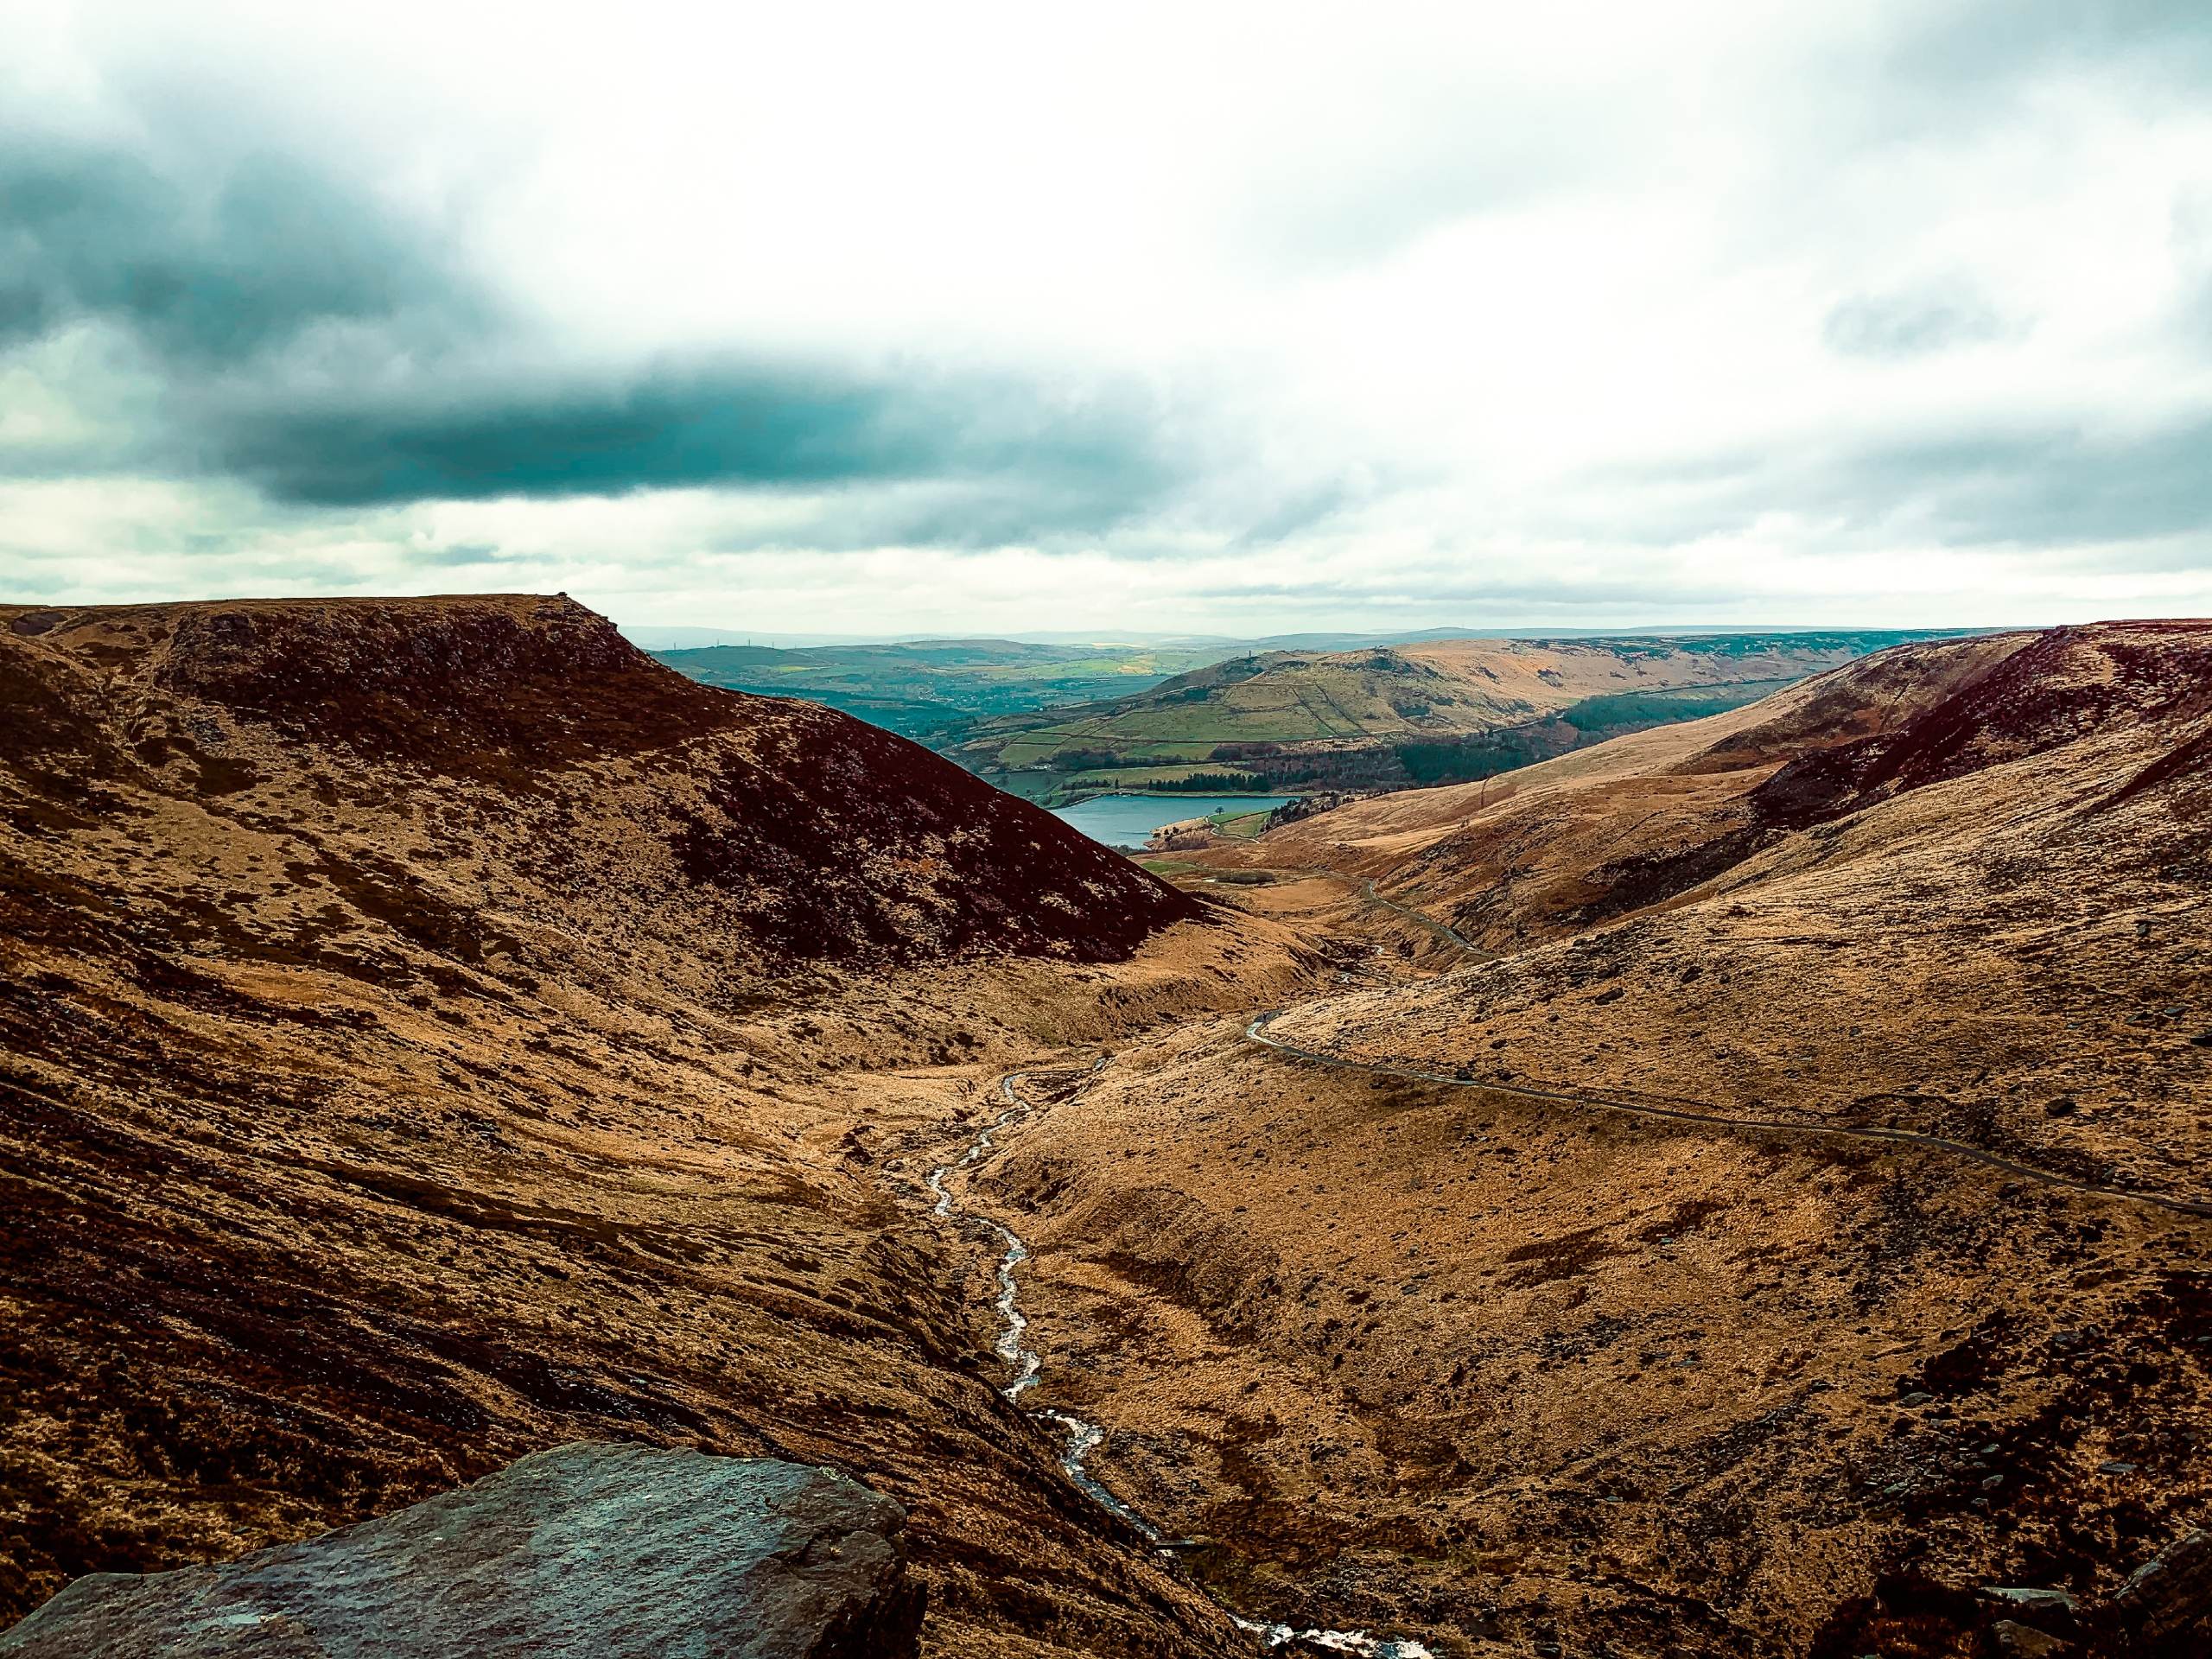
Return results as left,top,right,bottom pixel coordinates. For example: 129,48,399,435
3,0,2211,632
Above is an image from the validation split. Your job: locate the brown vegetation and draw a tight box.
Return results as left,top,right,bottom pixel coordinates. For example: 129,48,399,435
0,594,1319,1656
985,623,2212,1656
10,604,2212,1656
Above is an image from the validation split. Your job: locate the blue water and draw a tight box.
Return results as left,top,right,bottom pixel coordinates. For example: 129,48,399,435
1049,793,1290,851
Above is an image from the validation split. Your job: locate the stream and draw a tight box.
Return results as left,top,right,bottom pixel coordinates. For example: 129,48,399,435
925,1067,1436,1659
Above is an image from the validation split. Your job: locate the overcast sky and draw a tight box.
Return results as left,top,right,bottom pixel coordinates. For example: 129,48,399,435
4,1,2211,636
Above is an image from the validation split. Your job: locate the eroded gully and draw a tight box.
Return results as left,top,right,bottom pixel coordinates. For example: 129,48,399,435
925,1065,1436,1659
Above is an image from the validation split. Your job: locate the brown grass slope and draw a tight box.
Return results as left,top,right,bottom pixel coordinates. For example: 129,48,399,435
1253,626,2212,949
981,621,2212,1656
0,594,1275,1656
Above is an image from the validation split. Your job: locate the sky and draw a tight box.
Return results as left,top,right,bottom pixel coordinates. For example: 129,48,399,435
3,0,2211,638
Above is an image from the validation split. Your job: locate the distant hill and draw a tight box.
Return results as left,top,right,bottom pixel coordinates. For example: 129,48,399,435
951,629,1957,802
1257,620,2212,954
652,639,1241,742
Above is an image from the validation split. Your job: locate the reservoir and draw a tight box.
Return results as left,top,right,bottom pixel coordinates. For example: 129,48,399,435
1047,793,1290,851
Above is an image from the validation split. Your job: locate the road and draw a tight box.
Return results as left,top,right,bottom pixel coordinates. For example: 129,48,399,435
1175,858,1486,958
1243,1011,2212,1220
1213,873,2210,1220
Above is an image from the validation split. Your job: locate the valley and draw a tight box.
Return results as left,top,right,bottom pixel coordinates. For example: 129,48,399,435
937,622,2212,1657
13,9,2209,1657
3,601,2209,1657
948,632,1952,808
653,630,1961,817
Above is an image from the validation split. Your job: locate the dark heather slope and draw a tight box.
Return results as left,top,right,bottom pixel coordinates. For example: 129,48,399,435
0,595,1238,1656
4,594,1197,964
1750,620,2212,829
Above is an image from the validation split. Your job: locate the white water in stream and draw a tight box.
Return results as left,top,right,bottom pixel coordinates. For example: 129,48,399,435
925,1069,1435,1659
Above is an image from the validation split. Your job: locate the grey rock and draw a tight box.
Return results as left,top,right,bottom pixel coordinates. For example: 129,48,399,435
1981,1587,2079,1616
0,1442,923,1659
2113,1529,2212,1643
1989,1620,2068,1657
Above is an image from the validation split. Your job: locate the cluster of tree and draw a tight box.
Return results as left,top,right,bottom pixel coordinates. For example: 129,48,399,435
1206,728,1577,791
1146,771,1261,791
1229,748,1406,790
1392,730,1565,784
1559,686,1772,732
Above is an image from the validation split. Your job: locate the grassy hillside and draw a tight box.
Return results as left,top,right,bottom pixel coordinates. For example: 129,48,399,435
652,639,1236,741
0,595,1259,1656
954,631,1955,801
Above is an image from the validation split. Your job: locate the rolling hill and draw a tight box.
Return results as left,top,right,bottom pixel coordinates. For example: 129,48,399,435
14,598,2212,1658
650,638,1238,743
951,630,1955,803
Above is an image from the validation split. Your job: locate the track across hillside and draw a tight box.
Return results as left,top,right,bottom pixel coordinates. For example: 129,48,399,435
1243,1012,2212,1220
1173,859,1486,957
1197,860,2212,1219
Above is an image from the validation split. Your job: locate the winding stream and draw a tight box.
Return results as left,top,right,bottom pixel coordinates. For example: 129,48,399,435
925,1067,1435,1659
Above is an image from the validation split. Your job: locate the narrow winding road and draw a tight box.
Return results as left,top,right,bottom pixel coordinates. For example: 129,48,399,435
1243,1011,2212,1219
1249,863,1484,956
1234,869,2212,1220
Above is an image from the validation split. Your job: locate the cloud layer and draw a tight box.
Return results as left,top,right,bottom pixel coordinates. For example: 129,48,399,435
4,1,2211,633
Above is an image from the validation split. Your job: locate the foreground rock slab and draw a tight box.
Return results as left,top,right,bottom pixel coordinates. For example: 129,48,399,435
0,1442,923,1659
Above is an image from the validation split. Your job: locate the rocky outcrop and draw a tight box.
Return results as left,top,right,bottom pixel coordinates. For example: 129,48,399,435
0,1443,923,1659
2109,1529,2212,1654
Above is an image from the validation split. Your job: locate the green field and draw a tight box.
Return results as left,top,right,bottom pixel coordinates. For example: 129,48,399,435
661,629,1964,811
1207,809,1273,838
653,639,1238,743
953,633,1953,787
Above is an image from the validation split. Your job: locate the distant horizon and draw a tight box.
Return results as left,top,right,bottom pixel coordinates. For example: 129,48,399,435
620,620,2018,652
22,585,2209,649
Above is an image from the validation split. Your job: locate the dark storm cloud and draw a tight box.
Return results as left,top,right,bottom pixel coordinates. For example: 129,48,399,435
0,135,477,365
0,130,1185,536
193,360,1184,524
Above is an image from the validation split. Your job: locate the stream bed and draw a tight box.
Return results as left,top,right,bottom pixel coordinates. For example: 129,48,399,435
925,1069,1434,1658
